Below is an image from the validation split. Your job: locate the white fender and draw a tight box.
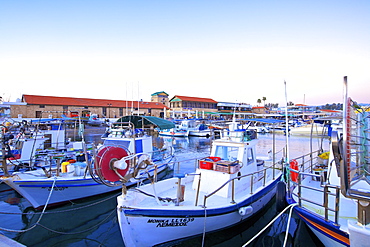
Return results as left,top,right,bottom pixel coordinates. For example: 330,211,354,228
238,206,253,216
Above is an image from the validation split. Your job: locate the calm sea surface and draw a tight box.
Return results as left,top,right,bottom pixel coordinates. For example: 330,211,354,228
0,128,327,246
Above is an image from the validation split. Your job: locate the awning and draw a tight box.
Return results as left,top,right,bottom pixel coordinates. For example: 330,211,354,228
116,116,175,130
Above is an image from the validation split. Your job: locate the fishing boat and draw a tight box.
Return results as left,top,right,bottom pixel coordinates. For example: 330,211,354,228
86,113,105,127
96,121,282,246
284,77,370,246
1,118,71,174
159,119,213,138
289,117,342,136
159,119,189,137
0,116,175,209
184,119,213,137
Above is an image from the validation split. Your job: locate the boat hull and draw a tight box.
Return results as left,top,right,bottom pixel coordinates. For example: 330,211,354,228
286,195,350,247
2,163,169,209
118,174,281,247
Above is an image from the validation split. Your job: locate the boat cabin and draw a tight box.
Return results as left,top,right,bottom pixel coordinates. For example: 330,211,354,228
193,135,258,198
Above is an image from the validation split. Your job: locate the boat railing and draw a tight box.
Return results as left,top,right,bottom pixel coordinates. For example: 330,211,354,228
288,153,341,225
201,162,280,208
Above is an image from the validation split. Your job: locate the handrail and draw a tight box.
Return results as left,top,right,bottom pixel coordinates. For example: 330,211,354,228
287,152,341,225
202,162,279,208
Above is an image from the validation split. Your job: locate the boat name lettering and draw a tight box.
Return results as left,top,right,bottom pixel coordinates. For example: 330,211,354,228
147,218,194,227
42,187,68,191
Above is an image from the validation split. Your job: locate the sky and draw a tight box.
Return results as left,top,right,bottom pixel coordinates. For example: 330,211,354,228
1,0,369,107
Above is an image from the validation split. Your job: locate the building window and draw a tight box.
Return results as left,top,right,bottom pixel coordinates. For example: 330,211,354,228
39,105,45,108
119,108,123,116
102,107,107,117
36,111,42,118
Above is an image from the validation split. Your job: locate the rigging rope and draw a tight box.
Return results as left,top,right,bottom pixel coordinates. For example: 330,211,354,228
0,191,120,216
242,203,298,247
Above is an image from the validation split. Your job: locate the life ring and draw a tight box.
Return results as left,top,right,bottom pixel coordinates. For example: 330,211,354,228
95,146,129,182
289,159,299,182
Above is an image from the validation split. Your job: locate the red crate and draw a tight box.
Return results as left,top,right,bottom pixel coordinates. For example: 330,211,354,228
208,156,221,162
199,161,214,170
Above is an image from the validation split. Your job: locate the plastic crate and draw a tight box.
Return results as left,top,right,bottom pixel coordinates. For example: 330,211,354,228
199,157,222,170
199,160,214,170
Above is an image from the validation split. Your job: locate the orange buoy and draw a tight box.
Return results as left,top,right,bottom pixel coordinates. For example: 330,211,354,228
290,159,299,182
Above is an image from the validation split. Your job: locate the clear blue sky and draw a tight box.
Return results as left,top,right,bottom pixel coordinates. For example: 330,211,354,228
1,0,369,107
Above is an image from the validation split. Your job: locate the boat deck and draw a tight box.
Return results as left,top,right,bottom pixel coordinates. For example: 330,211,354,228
124,168,281,210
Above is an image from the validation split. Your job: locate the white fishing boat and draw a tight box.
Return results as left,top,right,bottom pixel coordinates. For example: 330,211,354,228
159,119,213,138
98,122,282,246
158,127,189,137
289,117,342,136
284,77,370,246
184,119,213,137
1,118,70,174
0,116,175,209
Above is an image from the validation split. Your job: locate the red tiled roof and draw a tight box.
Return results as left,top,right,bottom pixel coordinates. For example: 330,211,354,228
22,95,169,109
170,95,217,103
252,106,266,109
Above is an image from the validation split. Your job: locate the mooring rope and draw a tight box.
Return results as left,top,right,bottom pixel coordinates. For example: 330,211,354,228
0,176,57,233
242,203,298,247
201,205,207,247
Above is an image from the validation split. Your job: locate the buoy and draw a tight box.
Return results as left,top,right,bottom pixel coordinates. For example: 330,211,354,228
276,181,287,212
289,159,299,182
95,146,129,182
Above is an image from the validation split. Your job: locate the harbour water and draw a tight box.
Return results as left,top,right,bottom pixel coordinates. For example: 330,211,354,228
0,128,327,246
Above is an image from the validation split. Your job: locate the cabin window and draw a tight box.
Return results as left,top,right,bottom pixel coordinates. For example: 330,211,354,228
247,148,254,164
214,146,238,161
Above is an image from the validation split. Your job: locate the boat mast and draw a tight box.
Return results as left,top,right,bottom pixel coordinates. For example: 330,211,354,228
284,81,290,163
1,128,10,176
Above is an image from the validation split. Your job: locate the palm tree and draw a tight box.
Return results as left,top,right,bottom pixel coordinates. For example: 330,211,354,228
257,99,262,106
262,97,266,106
